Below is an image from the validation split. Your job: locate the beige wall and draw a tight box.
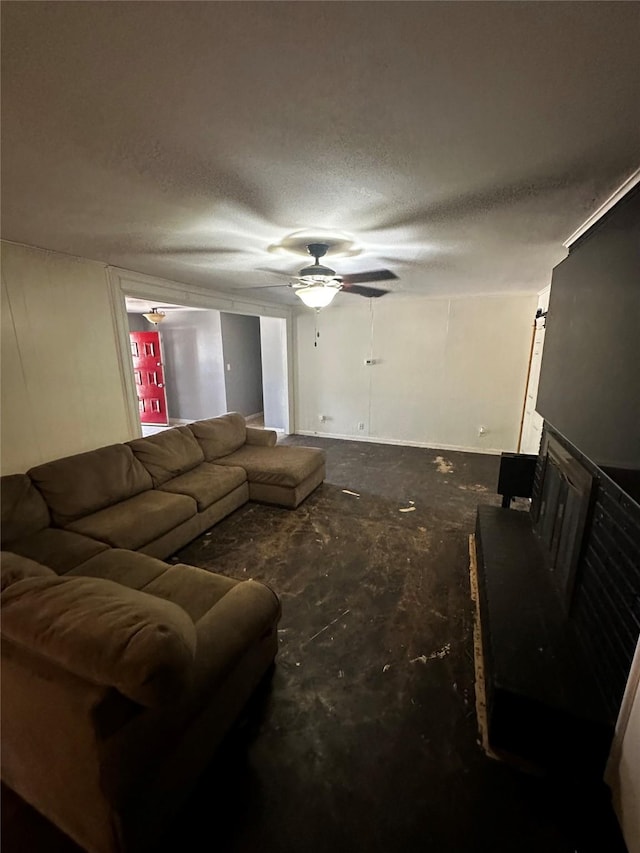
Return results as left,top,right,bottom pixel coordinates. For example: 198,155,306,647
294,293,537,452
1,242,132,474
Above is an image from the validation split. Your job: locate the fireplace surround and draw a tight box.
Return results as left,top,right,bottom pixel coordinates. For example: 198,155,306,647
532,432,593,610
475,423,640,773
537,426,640,721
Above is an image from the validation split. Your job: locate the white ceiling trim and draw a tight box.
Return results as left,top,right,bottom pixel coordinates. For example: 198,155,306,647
109,265,292,320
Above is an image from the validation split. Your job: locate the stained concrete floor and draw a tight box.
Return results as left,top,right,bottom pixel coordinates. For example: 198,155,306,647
2,437,625,852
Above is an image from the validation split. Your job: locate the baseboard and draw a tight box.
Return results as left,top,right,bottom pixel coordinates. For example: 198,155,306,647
295,430,504,455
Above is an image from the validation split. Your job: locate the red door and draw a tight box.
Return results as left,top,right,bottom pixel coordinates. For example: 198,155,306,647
130,331,168,425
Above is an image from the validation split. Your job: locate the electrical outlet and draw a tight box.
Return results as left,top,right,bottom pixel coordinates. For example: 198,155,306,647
358,422,365,431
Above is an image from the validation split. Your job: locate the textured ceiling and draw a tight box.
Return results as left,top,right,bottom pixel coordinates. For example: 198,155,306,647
1,1,639,305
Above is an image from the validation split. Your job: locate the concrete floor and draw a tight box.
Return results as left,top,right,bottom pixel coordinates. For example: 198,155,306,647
2,437,624,852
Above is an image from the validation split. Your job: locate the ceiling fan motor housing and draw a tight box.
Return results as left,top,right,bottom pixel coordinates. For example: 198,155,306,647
307,242,329,260
298,242,339,281
298,263,338,281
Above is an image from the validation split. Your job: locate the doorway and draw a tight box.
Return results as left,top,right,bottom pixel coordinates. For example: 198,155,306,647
124,297,289,435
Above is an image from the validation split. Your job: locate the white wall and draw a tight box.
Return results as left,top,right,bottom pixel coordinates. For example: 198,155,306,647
260,316,289,431
153,310,227,420
1,242,132,473
294,293,537,452
1,239,532,474
519,286,551,454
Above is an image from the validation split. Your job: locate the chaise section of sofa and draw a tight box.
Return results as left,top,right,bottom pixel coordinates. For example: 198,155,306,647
189,413,326,508
1,548,281,853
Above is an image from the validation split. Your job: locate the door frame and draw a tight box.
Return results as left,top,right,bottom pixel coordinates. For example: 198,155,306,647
106,266,294,439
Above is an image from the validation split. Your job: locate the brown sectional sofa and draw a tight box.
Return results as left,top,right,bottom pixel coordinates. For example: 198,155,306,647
0,413,326,853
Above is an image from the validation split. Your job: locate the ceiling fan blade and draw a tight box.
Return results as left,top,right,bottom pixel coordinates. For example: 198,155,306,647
256,266,291,277
242,283,291,289
339,269,398,285
340,283,390,298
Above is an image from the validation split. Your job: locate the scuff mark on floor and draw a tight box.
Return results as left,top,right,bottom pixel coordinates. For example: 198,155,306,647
458,483,489,492
434,456,454,474
305,609,351,645
410,643,451,664
342,489,361,497
430,609,447,622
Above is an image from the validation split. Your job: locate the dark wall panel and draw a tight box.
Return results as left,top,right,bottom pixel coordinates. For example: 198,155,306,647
537,188,640,469
220,313,263,417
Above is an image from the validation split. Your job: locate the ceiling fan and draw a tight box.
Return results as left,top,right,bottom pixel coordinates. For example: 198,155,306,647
262,243,398,309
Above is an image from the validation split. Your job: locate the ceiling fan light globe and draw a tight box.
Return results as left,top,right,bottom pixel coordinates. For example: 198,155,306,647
295,285,340,309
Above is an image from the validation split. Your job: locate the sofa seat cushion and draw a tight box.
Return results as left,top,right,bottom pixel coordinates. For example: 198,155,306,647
70,550,241,622
1,474,51,546
1,574,197,708
127,427,205,487
67,548,170,589
214,444,325,488
5,529,109,575
1,552,55,592
189,413,246,461
158,463,247,512
141,564,241,622
65,491,197,551
29,444,152,527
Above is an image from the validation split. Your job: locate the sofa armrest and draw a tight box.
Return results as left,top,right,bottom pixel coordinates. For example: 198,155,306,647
1,574,197,708
1,636,121,852
245,427,277,447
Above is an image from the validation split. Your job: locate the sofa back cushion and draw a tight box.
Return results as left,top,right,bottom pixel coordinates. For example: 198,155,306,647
127,427,205,487
1,474,51,547
29,445,152,527
189,413,246,461
1,552,55,593
1,574,197,707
